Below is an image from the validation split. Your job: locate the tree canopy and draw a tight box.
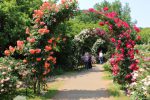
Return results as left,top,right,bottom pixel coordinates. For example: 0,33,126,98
0,0,42,56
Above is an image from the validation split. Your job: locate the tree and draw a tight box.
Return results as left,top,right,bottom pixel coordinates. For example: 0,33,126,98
0,0,42,56
94,0,131,23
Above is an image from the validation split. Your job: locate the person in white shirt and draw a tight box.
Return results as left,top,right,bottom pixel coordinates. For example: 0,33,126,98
99,50,103,64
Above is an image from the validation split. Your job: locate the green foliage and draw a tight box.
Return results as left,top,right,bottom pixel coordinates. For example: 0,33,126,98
72,29,100,66
65,19,99,36
55,36,76,70
108,83,121,97
94,0,131,23
0,0,42,56
103,62,111,72
91,39,105,55
139,28,150,44
50,66,64,75
135,44,150,53
13,80,62,100
8,0,78,95
103,66,129,100
51,22,79,70
54,18,100,69
76,10,100,24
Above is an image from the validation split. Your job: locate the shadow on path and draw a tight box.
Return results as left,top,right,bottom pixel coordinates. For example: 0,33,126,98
52,89,110,100
51,64,113,100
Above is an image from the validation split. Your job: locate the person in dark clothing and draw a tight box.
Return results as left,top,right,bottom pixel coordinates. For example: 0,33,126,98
81,52,92,69
88,53,92,69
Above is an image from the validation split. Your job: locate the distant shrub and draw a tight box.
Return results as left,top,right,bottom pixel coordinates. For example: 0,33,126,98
103,62,111,72
139,28,150,44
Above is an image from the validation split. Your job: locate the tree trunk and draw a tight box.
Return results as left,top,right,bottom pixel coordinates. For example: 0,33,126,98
37,77,41,94
33,80,37,94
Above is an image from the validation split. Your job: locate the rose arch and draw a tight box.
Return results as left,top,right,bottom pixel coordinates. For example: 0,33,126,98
3,0,141,94
72,28,111,66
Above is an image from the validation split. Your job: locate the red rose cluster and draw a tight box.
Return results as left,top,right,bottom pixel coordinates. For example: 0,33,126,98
88,7,141,84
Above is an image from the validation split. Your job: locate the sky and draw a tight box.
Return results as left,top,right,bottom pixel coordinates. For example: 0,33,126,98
78,0,150,28
43,0,150,27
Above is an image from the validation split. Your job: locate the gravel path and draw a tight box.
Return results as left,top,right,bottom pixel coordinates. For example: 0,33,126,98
51,64,113,100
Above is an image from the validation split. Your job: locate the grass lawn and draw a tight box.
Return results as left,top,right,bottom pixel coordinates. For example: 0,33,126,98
14,81,63,100
103,70,129,100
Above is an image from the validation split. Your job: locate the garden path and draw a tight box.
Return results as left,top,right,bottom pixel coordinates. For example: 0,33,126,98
51,64,114,100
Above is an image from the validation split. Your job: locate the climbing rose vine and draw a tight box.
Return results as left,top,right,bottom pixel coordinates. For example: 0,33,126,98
88,7,141,85
4,0,78,94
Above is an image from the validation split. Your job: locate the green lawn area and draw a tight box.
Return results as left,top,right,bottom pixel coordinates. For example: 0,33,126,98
103,70,129,100
14,81,63,100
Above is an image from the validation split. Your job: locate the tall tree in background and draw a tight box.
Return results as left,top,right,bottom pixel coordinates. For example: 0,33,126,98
0,0,42,56
94,0,131,23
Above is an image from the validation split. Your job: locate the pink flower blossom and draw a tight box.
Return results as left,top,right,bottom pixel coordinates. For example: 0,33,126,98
88,8,95,12
17,40,24,47
103,7,109,11
99,22,104,26
40,22,45,25
27,37,35,43
133,25,140,33
122,21,129,28
136,35,141,40
110,38,116,43
105,12,117,19
125,74,132,79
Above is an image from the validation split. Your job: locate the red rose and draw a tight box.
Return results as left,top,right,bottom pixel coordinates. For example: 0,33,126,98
9,46,15,53
110,38,116,43
99,22,104,26
133,25,140,33
4,50,10,56
125,74,132,79
40,22,45,26
88,8,95,12
23,59,27,63
36,58,41,62
103,7,108,11
126,43,132,48
25,27,30,34
136,35,141,40
17,40,24,47
27,37,35,43
29,49,36,54
44,62,50,69
45,45,52,51
35,49,41,53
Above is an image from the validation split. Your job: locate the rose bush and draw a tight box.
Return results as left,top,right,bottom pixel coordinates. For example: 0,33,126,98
2,0,142,97
0,57,27,99
72,28,100,67
4,0,78,94
127,44,150,99
88,7,141,85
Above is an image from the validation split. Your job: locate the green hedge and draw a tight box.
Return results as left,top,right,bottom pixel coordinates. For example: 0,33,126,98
139,28,150,44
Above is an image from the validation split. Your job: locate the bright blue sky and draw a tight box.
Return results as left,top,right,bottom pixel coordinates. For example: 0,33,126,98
78,0,150,28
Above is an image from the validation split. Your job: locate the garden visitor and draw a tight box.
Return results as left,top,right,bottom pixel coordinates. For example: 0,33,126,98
88,53,92,69
99,50,103,64
82,52,91,69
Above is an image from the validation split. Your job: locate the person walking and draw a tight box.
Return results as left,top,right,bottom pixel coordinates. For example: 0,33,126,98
82,52,90,69
99,50,103,64
88,53,92,69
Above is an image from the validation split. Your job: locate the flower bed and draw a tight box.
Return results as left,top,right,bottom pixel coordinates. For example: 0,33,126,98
128,44,150,99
